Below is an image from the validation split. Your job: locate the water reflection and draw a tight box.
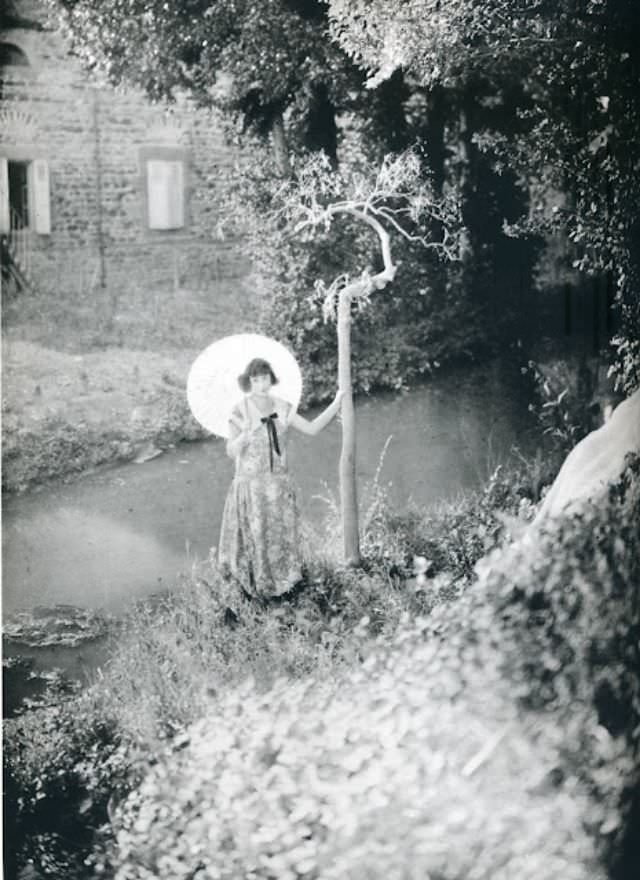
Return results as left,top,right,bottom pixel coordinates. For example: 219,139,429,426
2,507,187,614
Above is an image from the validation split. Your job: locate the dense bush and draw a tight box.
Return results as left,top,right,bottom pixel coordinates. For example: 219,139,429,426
523,358,617,457
257,227,489,404
2,459,539,877
101,460,639,879
361,459,542,582
416,455,640,877
3,692,137,879
7,453,637,879
482,458,640,877
107,641,603,880
224,142,488,405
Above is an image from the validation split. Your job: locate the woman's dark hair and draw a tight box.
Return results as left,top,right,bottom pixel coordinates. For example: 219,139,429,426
238,358,279,392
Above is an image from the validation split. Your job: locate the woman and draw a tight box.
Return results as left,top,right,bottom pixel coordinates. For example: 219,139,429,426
218,357,344,600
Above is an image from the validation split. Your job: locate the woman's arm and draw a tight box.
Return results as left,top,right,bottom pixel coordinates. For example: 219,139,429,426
289,390,346,436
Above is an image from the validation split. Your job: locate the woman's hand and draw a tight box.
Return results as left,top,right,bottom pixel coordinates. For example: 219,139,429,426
237,428,251,448
226,425,251,457
289,388,348,436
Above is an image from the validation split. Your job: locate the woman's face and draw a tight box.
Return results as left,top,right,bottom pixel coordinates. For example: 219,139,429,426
249,372,272,394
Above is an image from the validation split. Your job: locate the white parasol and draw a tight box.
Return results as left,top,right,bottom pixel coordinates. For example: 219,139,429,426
186,333,303,438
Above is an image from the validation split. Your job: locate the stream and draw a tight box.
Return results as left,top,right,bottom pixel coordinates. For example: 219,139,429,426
2,363,537,715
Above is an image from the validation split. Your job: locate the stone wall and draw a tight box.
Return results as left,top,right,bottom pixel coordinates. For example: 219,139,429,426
1,0,249,301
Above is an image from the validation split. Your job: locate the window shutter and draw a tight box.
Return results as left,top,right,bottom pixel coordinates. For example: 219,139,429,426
0,158,9,234
147,159,184,230
32,159,51,234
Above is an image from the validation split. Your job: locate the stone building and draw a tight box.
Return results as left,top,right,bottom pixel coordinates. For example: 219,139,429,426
0,0,245,300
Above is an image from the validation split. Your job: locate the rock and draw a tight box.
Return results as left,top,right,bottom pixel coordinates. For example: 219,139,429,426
534,388,640,523
133,442,164,464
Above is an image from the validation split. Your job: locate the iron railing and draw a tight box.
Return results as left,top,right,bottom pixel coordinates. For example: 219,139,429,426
0,206,33,293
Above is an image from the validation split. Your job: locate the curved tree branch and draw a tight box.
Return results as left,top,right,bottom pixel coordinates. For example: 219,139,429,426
328,206,397,288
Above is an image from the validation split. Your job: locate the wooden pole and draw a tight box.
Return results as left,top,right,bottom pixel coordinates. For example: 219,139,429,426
297,206,397,567
337,283,360,566
272,112,291,177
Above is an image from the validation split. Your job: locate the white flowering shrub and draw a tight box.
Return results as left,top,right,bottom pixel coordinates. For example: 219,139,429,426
8,457,637,879
109,641,601,880
105,460,640,880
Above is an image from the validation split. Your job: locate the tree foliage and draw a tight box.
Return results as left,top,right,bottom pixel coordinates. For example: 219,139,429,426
217,131,478,400
50,0,360,158
328,0,640,386
48,0,640,386
224,145,465,563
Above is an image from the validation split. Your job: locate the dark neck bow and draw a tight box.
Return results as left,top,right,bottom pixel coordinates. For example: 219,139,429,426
260,412,281,471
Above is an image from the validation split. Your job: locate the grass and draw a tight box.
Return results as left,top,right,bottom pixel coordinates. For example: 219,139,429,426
40,453,543,748
1,273,254,354
6,354,633,877
1,272,257,492
6,451,640,878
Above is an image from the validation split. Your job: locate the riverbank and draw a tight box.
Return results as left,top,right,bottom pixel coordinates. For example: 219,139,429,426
1,271,261,493
1,339,208,493
4,455,639,879
1,298,611,497
0,334,521,495
5,458,539,872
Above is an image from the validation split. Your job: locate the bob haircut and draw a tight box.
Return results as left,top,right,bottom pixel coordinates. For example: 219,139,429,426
238,358,279,392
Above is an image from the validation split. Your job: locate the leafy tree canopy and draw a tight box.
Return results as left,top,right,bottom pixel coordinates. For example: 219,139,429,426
328,0,640,388
50,0,363,155
47,0,640,387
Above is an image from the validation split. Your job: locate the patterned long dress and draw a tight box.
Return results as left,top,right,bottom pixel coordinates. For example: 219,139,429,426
218,396,303,599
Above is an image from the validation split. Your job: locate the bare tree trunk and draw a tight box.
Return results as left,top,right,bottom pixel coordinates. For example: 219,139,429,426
272,112,291,177
337,284,360,566
457,105,473,263
302,208,396,567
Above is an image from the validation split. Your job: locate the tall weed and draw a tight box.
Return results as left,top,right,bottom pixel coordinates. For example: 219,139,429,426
100,461,640,880
2,449,565,878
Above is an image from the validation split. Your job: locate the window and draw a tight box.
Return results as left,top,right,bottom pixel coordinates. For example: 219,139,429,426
0,157,51,235
146,159,185,230
8,160,30,227
0,43,30,67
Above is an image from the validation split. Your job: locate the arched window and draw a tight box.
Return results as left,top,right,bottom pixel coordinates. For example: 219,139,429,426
0,43,30,67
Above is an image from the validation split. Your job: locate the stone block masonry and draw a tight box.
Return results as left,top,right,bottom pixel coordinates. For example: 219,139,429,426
1,0,253,309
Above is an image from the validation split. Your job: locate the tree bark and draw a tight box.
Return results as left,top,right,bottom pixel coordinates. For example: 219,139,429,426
456,104,473,264
337,282,360,566
272,112,291,177
329,208,397,566
295,207,397,566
